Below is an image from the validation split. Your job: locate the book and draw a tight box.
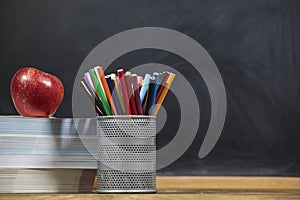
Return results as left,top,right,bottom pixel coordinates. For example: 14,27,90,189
0,116,98,193
0,169,96,193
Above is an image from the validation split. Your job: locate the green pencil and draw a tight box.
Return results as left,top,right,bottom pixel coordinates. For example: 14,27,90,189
89,69,112,115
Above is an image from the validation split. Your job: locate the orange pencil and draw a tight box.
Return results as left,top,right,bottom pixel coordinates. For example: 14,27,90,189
153,73,175,116
94,66,118,115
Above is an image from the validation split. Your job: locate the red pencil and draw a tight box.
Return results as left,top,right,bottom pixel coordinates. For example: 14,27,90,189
132,74,143,115
117,69,131,114
124,74,138,115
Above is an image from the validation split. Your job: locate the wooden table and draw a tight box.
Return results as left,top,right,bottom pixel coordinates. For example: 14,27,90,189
1,176,300,200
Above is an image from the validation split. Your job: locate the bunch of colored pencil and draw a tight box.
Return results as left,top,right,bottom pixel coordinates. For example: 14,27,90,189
80,66,175,116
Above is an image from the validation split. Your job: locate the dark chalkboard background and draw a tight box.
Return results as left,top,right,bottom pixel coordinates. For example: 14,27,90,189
0,0,299,176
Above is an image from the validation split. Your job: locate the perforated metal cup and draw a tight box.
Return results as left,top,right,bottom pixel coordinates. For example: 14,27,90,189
96,115,156,193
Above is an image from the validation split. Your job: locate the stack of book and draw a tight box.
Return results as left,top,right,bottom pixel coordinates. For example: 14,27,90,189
0,116,97,193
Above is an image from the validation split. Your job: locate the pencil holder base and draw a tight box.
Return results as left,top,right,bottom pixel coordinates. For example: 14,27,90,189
96,189,156,193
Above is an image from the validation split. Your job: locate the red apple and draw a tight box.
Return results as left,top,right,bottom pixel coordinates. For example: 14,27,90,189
10,67,64,117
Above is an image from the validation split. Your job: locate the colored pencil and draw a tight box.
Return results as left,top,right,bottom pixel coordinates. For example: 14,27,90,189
125,71,132,75
125,74,138,115
137,76,143,86
82,67,175,116
80,80,103,116
89,69,112,115
153,72,176,115
150,72,159,115
84,72,94,90
106,75,123,115
142,84,149,113
140,74,151,102
112,76,126,114
155,72,170,103
132,74,143,115
144,77,156,115
82,77,106,115
110,73,116,79
94,66,118,115
118,69,131,114
158,72,165,87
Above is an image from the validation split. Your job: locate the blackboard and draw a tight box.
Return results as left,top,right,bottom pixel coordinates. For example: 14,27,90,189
0,0,299,176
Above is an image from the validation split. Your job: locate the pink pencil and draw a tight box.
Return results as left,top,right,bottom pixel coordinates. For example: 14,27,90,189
137,76,143,86
84,72,94,90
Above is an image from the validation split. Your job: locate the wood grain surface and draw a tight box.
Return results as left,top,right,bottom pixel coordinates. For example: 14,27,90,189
156,176,300,190
1,176,299,200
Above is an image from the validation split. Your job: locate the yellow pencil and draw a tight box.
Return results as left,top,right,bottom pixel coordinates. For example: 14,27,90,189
153,73,175,116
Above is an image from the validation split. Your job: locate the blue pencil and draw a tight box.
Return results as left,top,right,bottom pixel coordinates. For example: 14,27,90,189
139,74,151,102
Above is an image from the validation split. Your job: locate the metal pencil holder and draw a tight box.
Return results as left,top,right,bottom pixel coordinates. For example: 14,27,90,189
96,115,156,193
